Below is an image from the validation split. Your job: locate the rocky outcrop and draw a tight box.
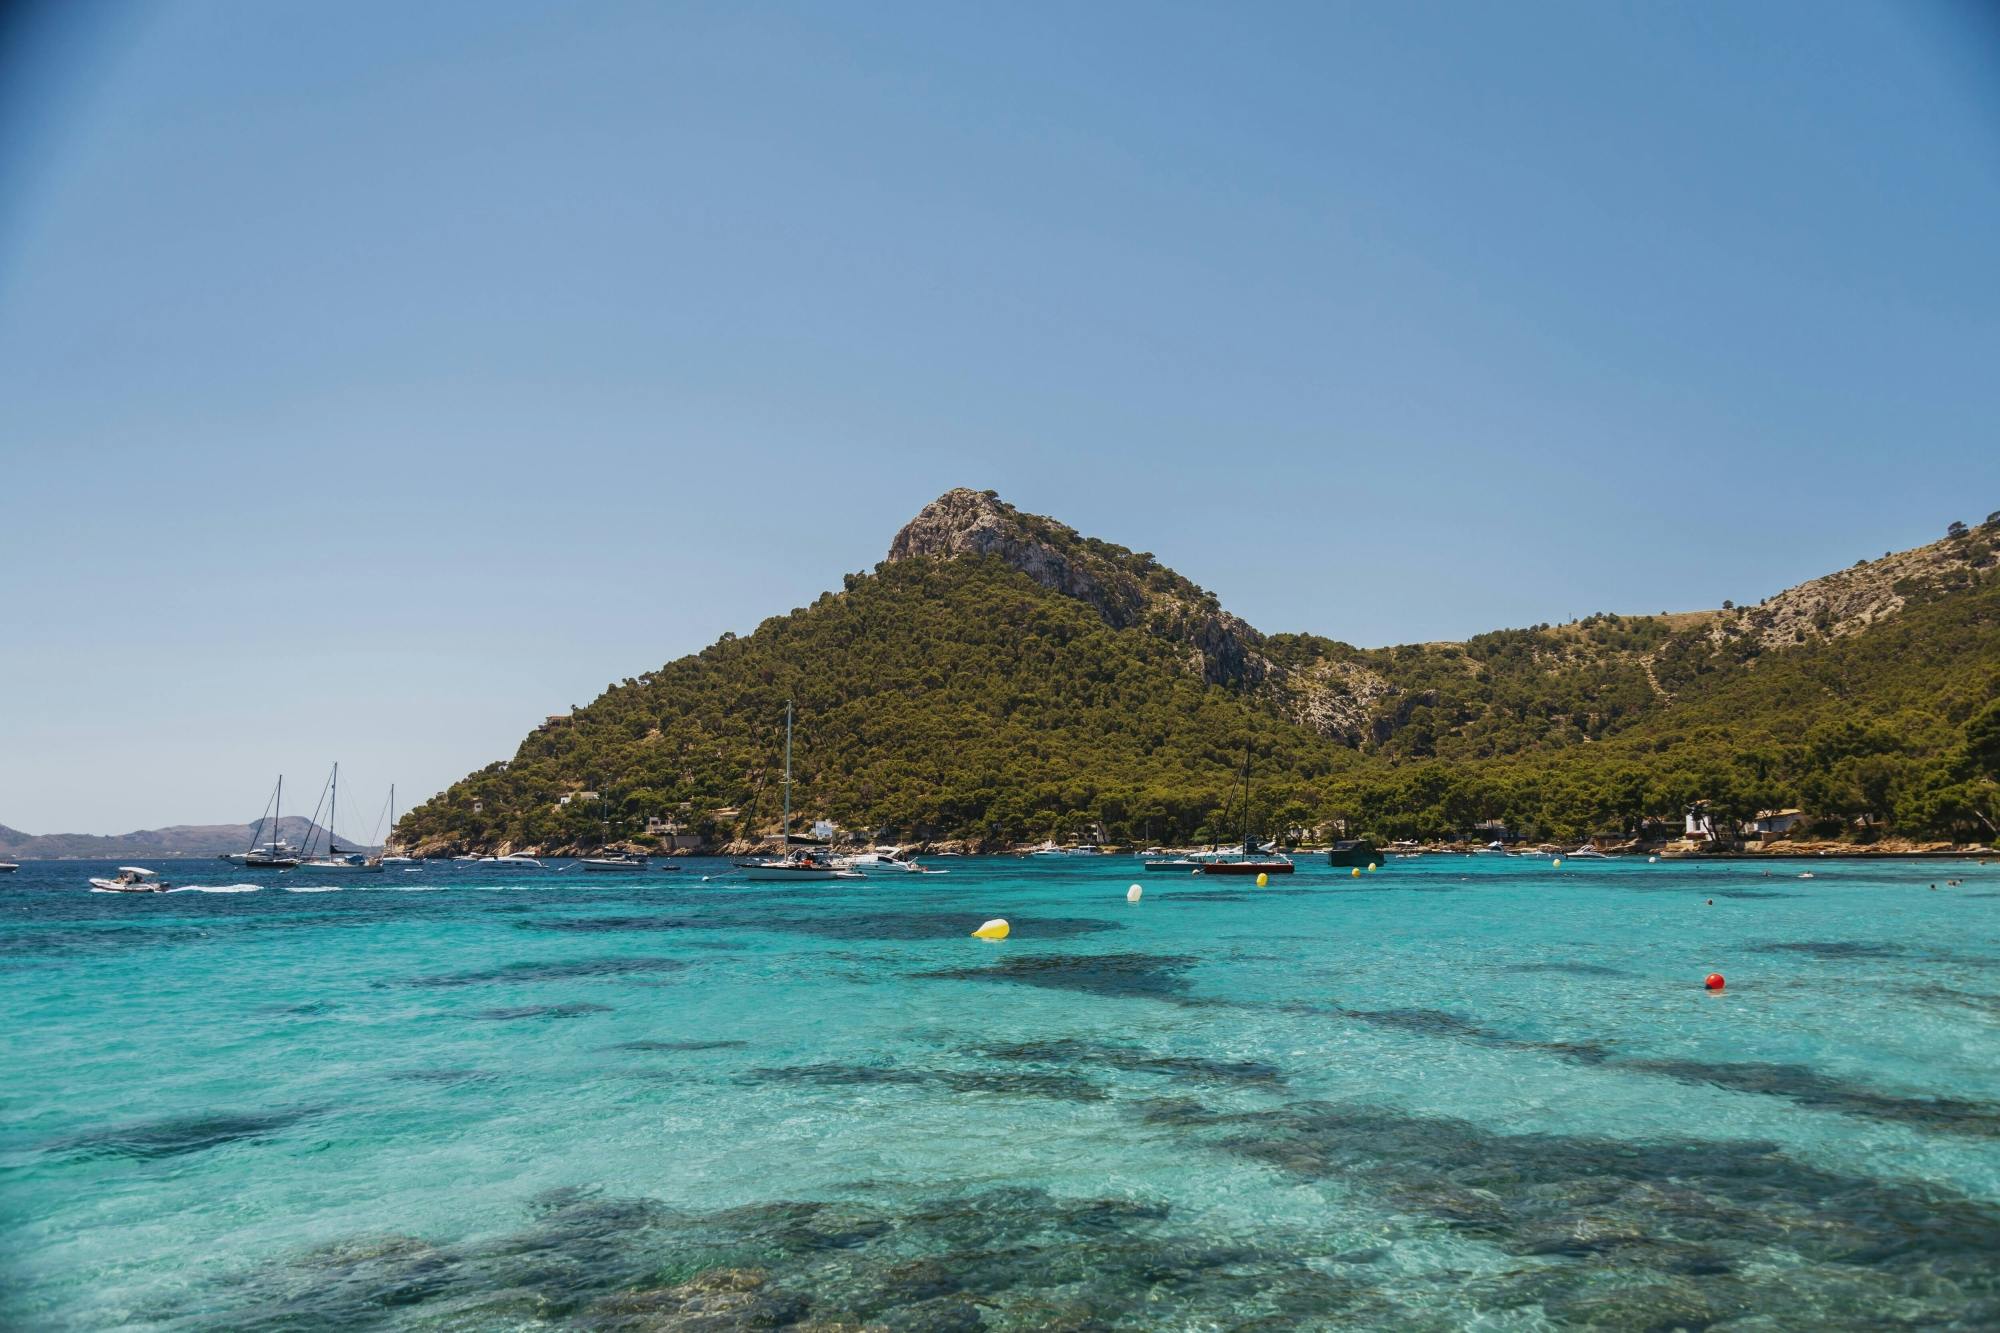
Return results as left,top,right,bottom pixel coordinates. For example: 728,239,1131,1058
1280,658,1395,746
888,488,1272,688
1716,532,1997,652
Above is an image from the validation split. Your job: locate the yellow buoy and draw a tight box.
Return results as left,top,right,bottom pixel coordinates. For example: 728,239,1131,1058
1553,858,1563,868
971,918,1010,941
1351,867,1361,878
1256,872,1269,887
1127,884,1142,902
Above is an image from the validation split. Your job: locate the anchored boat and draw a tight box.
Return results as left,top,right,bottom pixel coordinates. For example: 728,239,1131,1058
1195,739,1294,877
737,702,861,881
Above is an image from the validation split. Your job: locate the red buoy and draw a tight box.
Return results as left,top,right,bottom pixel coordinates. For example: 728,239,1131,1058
1704,972,1725,991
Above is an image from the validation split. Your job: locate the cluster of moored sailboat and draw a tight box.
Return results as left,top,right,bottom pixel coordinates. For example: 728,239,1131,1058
67,706,1634,898
220,767,403,872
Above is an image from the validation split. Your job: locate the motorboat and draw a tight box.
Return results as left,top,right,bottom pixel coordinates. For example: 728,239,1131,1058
90,866,171,893
1565,845,1612,860
1325,839,1378,868
579,852,650,872
0,861,17,873
481,854,544,869
380,855,419,865
838,845,909,868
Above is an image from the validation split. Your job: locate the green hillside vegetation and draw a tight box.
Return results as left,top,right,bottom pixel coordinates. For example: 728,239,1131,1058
1321,569,2000,842
398,555,1352,852
398,498,2000,853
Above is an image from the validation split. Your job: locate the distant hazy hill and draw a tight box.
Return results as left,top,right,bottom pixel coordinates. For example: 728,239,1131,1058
0,815,376,860
397,489,2000,853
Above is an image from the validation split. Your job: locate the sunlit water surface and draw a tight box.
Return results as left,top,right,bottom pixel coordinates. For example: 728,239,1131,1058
4,853,1999,1330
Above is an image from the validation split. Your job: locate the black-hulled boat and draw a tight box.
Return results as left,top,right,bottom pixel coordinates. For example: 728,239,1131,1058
1325,838,1378,868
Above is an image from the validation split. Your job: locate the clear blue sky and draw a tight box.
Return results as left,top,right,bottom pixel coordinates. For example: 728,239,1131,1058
3,1,1996,834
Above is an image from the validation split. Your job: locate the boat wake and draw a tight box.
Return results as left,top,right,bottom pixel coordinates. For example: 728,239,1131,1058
165,884,263,894
281,885,345,893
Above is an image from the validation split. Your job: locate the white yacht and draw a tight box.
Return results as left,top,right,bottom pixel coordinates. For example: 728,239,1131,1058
482,854,544,869
0,861,18,873
1566,845,1612,860
580,853,649,872
90,866,170,893
838,845,908,868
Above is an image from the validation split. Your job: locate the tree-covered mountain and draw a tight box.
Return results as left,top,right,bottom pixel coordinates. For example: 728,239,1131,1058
397,491,2000,853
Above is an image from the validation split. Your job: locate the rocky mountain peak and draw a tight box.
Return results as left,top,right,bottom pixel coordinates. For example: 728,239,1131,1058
887,489,1029,565
887,487,1270,688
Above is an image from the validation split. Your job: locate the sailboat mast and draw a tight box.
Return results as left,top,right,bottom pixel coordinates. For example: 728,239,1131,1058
782,700,793,848
1241,737,1252,852
330,763,337,852
275,775,283,847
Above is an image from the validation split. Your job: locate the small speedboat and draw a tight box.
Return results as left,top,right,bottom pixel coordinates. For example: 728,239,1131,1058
1565,845,1612,860
0,861,18,873
380,855,419,865
90,866,171,893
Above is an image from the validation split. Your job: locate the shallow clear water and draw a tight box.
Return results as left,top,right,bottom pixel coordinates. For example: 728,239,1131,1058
4,853,1999,1330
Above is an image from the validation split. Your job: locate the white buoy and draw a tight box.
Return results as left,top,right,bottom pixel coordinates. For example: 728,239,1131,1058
1647,856,1657,864
1127,884,1142,902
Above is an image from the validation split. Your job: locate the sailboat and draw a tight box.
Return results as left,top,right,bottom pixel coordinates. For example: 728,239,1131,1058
298,764,385,873
379,786,419,864
226,776,302,868
1195,738,1294,876
735,702,859,881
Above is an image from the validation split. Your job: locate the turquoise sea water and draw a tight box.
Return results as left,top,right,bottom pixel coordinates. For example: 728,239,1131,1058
4,853,1999,1330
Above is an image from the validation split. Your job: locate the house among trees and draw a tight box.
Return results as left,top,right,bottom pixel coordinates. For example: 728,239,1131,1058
1746,808,1807,840
1470,818,1515,844
1684,803,1718,842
